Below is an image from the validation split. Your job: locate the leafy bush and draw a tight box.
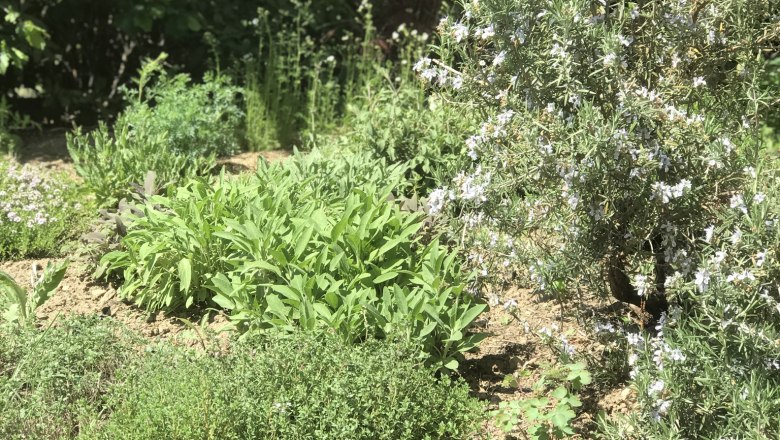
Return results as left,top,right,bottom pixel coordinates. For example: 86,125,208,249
417,0,779,436
424,1,776,313
0,260,68,326
120,56,244,159
0,316,140,440
67,56,241,206
100,152,486,369
346,78,478,193
599,161,780,439
67,121,209,207
0,318,484,440
84,332,485,440
0,159,89,259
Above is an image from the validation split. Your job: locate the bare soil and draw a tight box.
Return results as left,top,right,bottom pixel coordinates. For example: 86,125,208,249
463,287,637,439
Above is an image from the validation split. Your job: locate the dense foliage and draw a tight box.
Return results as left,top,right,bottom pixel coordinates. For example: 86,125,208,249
67,57,242,206
0,159,88,259
0,317,485,440
421,0,779,436
99,153,485,370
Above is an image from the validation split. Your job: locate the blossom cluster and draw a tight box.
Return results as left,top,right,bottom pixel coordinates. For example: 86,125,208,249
0,159,84,258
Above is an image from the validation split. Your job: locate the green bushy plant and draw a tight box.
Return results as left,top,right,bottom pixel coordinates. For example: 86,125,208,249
244,1,376,150
67,55,241,206
0,159,90,259
120,54,243,159
100,152,486,370
424,0,776,318
84,332,485,440
0,316,140,440
67,121,209,207
0,260,67,327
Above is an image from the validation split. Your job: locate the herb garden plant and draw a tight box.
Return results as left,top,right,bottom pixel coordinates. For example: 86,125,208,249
100,153,486,370
0,159,89,259
427,0,776,318
67,54,242,207
420,0,779,435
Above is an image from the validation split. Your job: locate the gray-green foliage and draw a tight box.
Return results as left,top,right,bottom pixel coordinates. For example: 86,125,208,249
600,161,780,439
0,317,140,440
99,152,486,370
67,121,210,207
0,317,485,440
67,54,242,207
0,260,67,327
84,332,485,440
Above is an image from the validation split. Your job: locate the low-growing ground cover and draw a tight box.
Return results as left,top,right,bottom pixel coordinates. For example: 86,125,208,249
0,317,485,440
0,158,90,260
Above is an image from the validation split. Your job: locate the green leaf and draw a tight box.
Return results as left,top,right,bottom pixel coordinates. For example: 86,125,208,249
178,258,192,293
212,294,235,309
551,386,568,400
373,271,399,284
271,285,300,301
294,225,314,260
458,303,487,327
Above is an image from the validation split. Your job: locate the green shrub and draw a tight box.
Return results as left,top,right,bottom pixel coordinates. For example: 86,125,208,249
0,317,140,440
0,317,484,440
0,159,90,259
67,55,240,207
100,152,486,370
423,0,775,317
120,60,243,159
85,332,485,440
599,160,780,439
67,121,209,207
345,79,478,193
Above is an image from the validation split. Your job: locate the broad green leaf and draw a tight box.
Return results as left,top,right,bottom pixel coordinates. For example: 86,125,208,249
212,294,235,309
178,258,192,293
373,271,399,284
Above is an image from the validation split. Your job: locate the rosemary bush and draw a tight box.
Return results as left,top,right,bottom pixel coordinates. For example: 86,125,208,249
425,0,777,316
418,0,779,434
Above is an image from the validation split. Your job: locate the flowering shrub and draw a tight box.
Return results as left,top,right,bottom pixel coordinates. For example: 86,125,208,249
601,162,780,437
423,0,777,318
0,159,87,259
418,0,779,434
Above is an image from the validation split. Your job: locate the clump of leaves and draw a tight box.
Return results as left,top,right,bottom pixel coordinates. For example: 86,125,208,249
120,53,243,159
99,152,486,370
0,260,67,326
67,53,242,207
495,362,592,439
